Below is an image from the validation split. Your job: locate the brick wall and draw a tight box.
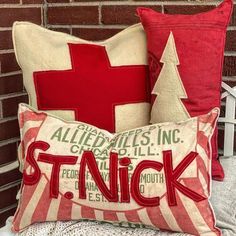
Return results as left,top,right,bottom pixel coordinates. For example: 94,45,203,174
0,0,235,227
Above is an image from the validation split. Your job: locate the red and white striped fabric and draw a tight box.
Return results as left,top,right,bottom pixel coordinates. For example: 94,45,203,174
13,104,220,235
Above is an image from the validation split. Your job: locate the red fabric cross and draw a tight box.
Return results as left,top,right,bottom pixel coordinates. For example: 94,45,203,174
34,44,148,132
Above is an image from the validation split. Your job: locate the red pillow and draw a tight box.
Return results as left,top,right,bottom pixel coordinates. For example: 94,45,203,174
137,0,233,181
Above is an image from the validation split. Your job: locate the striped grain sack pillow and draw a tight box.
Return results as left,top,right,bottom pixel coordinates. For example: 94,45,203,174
13,104,220,235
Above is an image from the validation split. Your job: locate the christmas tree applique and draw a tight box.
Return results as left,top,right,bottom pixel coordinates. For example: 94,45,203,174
150,31,190,124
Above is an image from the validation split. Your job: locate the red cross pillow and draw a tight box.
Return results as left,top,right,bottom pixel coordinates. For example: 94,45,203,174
13,103,220,235
137,0,233,181
13,22,150,133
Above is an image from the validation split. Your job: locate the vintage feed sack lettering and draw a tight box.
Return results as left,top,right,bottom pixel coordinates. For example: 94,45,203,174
13,104,220,236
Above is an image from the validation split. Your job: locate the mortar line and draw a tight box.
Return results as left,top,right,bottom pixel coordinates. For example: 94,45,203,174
0,49,15,54
98,2,102,25
46,1,224,7
0,4,42,8
224,51,236,56
0,102,3,120
0,204,18,215
0,92,28,101
48,24,135,29
0,27,12,31
0,116,18,124
0,71,22,78
43,0,48,27
0,138,20,148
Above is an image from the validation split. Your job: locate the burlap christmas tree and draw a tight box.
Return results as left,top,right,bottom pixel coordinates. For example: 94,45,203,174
151,32,190,123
